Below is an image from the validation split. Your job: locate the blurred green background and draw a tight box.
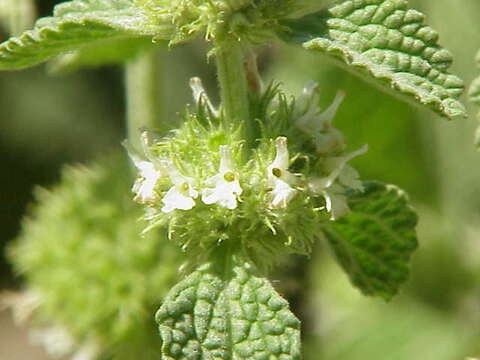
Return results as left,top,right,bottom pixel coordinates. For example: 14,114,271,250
1,0,480,359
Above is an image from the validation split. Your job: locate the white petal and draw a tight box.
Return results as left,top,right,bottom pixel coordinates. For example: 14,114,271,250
338,165,363,190
219,145,234,173
323,145,368,188
269,178,297,208
161,187,196,213
323,185,350,220
201,180,241,209
271,137,290,170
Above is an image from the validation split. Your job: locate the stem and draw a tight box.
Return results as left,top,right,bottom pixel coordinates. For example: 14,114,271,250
125,50,163,152
215,42,251,139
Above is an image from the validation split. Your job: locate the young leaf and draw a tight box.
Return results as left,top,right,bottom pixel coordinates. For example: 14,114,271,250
0,0,172,70
322,181,418,300
279,0,466,119
156,260,301,360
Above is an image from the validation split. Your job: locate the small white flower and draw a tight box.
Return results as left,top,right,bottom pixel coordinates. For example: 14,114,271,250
266,137,297,208
124,133,163,205
161,161,198,213
295,82,346,154
131,155,162,204
309,145,368,219
202,146,242,209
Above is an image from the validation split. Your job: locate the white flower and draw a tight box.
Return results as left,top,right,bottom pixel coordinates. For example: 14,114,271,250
202,146,242,209
131,155,162,204
295,82,346,154
161,161,198,213
266,137,297,208
309,145,368,219
124,133,163,204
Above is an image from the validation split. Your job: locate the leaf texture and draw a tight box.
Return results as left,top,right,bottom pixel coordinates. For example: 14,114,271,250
280,0,466,119
323,181,418,300
156,261,301,360
0,0,172,70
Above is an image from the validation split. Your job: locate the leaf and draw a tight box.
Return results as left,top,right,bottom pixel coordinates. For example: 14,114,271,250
156,260,301,360
279,0,466,119
0,0,172,70
322,181,418,300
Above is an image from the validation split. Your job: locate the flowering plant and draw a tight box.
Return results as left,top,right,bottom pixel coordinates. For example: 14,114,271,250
0,0,472,359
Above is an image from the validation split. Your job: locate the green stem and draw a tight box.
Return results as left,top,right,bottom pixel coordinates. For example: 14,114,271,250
125,50,163,152
215,42,251,140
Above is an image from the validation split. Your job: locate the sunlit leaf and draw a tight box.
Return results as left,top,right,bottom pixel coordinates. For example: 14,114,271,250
0,0,172,70
156,260,301,360
280,0,466,119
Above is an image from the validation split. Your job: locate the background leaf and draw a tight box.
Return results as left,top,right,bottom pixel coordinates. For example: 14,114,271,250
0,0,172,70
322,181,418,300
279,0,466,119
156,260,301,360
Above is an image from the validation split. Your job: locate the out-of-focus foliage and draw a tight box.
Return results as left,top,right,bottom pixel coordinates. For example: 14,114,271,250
9,154,182,360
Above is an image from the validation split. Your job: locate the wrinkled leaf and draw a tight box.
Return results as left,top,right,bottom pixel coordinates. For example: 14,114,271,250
280,0,466,119
0,0,172,70
156,260,301,360
323,181,418,300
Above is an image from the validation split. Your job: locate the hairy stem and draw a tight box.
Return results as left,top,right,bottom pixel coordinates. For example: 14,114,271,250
125,50,162,152
215,42,251,140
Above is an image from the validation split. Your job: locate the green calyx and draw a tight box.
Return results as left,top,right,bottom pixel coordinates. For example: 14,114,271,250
128,80,368,270
140,0,295,45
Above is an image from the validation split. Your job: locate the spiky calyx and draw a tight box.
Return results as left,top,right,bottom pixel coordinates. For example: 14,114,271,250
129,81,367,270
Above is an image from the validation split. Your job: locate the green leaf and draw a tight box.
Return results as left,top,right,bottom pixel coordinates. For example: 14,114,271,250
0,0,172,70
322,181,418,300
156,260,301,360
279,0,466,119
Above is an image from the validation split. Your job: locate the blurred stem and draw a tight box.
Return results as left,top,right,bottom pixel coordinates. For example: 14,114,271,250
125,50,162,152
215,42,251,142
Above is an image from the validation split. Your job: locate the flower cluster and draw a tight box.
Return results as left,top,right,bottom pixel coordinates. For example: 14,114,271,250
127,79,367,266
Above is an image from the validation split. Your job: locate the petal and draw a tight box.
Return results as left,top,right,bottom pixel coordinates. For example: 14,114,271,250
271,137,290,170
338,165,363,190
323,145,368,188
323,184,350,220
269,178,297,208
161,187,196,213
218,145,234,173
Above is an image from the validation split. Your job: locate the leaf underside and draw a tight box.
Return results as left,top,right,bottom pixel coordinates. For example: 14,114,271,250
156,261,301,360
323,181,418,300
0,0,172,70
280,0,466,119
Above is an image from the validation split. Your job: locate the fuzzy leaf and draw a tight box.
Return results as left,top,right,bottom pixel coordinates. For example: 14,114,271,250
279,0,466,119
322,181,418,300
156,261,301,360
0,0,172,70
